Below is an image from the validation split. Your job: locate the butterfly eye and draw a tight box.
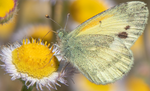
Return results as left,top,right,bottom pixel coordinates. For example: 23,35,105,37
58,32,64,38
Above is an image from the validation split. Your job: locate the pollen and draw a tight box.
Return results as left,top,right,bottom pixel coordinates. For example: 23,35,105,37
12,38,59,79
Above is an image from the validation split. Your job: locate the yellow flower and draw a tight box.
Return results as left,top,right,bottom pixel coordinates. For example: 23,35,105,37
0,38,68,90
131,34,145,58
73,74,113,91
70,0,109,23
0,0,17,24
126,76,150,91
13,25,53,43
30,25,53,42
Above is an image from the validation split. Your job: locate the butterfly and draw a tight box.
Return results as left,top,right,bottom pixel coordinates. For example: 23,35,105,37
56,1,149,84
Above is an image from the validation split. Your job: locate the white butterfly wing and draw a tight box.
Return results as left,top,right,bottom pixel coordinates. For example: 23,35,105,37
61,1,148,84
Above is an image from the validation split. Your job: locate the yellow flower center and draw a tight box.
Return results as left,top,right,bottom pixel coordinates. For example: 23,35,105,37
12,39,59,79
0,0,15,17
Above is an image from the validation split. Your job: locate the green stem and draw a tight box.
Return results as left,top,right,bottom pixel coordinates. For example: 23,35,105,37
20,80,34,91
21,84,34,91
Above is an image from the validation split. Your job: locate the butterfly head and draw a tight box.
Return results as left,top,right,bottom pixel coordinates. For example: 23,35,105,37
57,29,67,39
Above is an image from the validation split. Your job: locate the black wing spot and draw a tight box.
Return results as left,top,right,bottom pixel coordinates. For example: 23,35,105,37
99,21,102,27
99,21,102,23
124,25,130,30
118,32,128,39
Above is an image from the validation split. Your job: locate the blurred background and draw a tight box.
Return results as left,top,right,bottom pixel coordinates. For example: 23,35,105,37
0,0,150,91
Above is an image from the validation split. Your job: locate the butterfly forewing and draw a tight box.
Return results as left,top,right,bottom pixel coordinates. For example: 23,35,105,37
68,1,149,48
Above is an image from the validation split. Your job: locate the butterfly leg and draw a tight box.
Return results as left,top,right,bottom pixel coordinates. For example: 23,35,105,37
48,54,61,63
52,43,60,47
52,44,61,54
38,54,61,69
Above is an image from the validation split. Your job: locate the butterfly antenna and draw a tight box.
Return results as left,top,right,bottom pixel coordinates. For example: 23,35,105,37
42,15,60,40
42,30,58,40
64,13,70,30
45,14,62,28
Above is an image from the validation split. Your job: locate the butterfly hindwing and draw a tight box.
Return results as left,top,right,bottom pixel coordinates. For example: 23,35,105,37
67,35,133,84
